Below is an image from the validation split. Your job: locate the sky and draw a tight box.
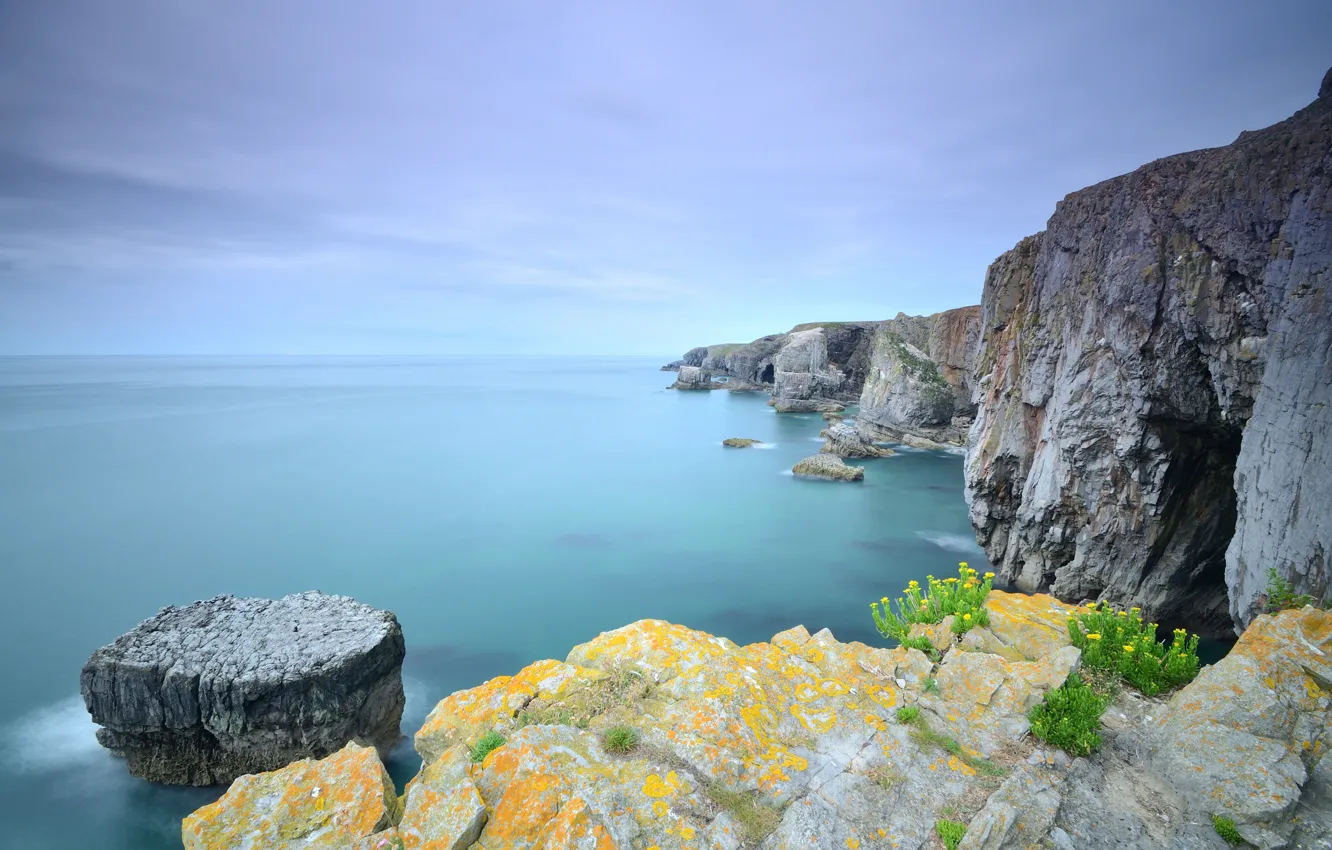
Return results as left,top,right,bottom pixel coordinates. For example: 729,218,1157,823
0,1,1329,356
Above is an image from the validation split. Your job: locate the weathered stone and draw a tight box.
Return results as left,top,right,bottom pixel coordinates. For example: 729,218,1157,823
397,747,487,850
923,645,1081,758
668,365,717,390
81,591,405,785
1152,606,1332,836
791,453,865,481
966,70,1332,634
181,741,400,849
721,438,761,448
819,422,893,458
956,763,1063,850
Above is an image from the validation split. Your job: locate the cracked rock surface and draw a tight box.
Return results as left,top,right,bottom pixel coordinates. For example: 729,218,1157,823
81,590,406,785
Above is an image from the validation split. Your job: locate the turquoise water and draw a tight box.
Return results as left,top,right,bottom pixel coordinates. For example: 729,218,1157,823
0,356,985,849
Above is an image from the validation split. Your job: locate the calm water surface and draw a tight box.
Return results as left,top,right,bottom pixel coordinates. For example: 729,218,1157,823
0,356,987,849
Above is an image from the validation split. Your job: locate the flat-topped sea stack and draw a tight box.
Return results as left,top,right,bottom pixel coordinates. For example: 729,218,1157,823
81,590,406,786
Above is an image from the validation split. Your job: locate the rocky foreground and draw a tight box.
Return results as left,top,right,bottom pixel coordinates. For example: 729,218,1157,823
185,592,1331,849
81,591,406,786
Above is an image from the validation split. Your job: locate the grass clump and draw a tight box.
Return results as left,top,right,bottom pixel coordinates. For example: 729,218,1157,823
935,818,967,850
1029,674,1107,756
469,731,506,763
899,711,1006,778
601,725,640,755
1066,602,1200,696
871,563,994,644
864,764,903,790
1263,567,1327,613
923,677,939,695
1211,814,1244,846
704,784,781,845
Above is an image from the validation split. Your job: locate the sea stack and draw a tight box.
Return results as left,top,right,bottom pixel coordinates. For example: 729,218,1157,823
80,591,406,786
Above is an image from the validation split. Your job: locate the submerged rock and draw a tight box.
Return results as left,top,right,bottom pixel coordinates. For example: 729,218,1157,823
722,437,762,448
81,591,405,786
819,422,893,458
792,453,865,481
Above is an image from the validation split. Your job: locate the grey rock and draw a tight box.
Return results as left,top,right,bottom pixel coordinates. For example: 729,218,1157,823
965,68,1332,633
956,763,1063,850
669,365,717,390
722,438,762,448
791,453,865,481
819,422,893,458
659,360,684,372
81,591,405,786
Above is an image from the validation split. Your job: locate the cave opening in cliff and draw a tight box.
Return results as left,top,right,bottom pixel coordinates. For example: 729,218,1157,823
760,364,774,384
1143,419,1244,637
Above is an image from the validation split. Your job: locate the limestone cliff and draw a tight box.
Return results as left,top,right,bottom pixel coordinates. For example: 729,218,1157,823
669,310,981,442
966,69,1332,634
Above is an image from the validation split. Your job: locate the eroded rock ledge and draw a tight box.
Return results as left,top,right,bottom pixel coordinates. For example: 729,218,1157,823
184,595,1332,850
81,591,406,786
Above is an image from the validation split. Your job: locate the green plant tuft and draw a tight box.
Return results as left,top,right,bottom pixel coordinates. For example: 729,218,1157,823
601,725,640,755
923,677,939,695
935,818,967,850
871,564,994,645
704,784,781,844
1211,814,1244,846
469,731,506,763
1029,674,1106,756
1263,567,1326,613
896,705,920,724
1066,602,1201,696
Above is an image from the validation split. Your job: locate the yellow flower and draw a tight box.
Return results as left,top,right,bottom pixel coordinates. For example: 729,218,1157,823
1123,645,1135,653
984,572,995,578
881,597,889,604
1086,633,1100,640
908,580,920,588
944,578,958,584
959,562,968,568
920,601,929,608
963,613,972,621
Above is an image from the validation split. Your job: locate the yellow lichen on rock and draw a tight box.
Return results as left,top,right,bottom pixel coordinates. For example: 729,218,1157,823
181,741,399,850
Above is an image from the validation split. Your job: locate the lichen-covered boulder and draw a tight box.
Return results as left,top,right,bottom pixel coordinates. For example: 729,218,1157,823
181,741,401,850
1151,605,1332,844
82,591,405,785
792,453,865,481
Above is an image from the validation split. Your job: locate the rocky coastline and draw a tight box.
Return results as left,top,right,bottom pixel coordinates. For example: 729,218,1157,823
182,593,1332,849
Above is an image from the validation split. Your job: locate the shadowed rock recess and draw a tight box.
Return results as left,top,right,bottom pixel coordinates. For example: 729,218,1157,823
965,69,1332,635
184,596,1332,849
81,591,406,785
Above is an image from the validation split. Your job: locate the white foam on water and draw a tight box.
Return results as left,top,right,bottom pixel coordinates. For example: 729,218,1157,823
916,530,985,554
778,469,794,476
402,675,436,728
751,443,778,449
0,695,111,775
941,446,967,456
809,436,826,442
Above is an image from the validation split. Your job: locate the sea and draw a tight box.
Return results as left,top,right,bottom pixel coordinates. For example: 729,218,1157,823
0,355,989,849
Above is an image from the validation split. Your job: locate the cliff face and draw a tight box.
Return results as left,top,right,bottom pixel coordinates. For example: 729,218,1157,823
670,311,981,442
857,307,981,445
966,74,1332,633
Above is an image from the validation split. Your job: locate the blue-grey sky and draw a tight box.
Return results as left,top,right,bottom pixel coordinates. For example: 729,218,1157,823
1,1,1328,355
